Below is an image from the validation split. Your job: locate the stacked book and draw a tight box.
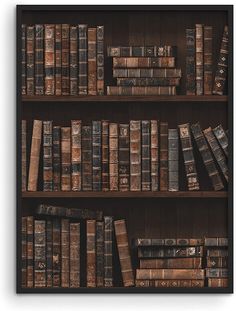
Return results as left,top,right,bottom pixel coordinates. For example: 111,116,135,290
135,238,205,288
107,46,181,95
205,237,228,288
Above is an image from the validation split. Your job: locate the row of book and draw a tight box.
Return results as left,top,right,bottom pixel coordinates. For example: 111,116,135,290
22,119,228,192
186,24,228,96
22,24,104,96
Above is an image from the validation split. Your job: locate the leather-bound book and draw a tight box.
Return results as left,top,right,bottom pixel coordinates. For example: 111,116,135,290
87,220,96,287
52,218,61,287
21,217,27,287
140,258,202,269
55,24,62,95
213,26,229,95
82,126,92,191
92,121,102,191
136,279,204,288
35,24,44,95
141,121,151,191
204,237,228,246
168,129,179,191
195,24,204,95
61,219,69,287
151,120,159,191
130,120,141,191
43,121,53,191
203,127,228,182
208,278,228,287
70,26,78,95
213,124,228,157
107,46,177,57
102,121,109,191
135,238,203,246
191,122,224,191
104,216,113,287
117,77,180,87
186,29,196,95
78,24,88,95
178,123,200,190
204,26,213,95
207,249,228,257
21,24,26,95
114,220,134,287
119,124,130,191
28,120,42,191
21,120,27,192
52,126,61,191
160,122,168,191
26,216,34,288
46,220,53,287
113,68,182,78
207,257,228,268
34,220,46,287
136,269,205,280
206,268,228,278
109,123,118,191
44,24,55,95
70,223,80,287
61,24,70,95
61,127,71,191
88,28,97,95
96,221,104,287
113,57,175,68
107,86,176,96
26,26,34,95
71,120,82,191
97,26,104,95
138,246,203,258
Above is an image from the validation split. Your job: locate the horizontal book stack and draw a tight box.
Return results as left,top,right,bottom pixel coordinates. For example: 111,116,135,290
107,46,181,95
205,237,228,288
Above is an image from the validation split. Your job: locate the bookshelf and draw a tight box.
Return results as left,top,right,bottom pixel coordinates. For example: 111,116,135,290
17,5,233,293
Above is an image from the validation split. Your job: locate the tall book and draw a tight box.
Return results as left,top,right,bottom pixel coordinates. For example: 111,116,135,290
52,218,61,287
114,220,134,287
46,220,53,287
26,216,34,288
61,24,70,95
102,121,109,191
195,24,203,95
178,123,200,190
21,24,26,95
88,28,97,95
26,26,34,95
35,24,44,95
109,123,118,191
104,216,113,287
160,122,168,191
21,217,27,287
43,121,53,191
213,124,228,157
97,26,104,95
34,220,46,287
52,126,61,191
168,129,179,191
70,223,80,287
28,120,42,191
78,24,88,95
191,122,224,190
87,220,96,287
130,120,141,191
21,120,27,192
55,24,62,95
141,121,151,191
61,127,71,191
70,26,78,95
151,120,159,191
119,124,130,191
96,221,104,287
92,121,102,191
61,219,69,287
71,120,82,191
82,126,92,191
44,24,55,95
204,26,213,95
186,29,196,95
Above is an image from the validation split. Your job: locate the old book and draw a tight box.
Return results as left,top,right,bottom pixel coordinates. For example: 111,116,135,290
46,220,53,287
52,126,61,191
34,220,46,287
55,24,62,95
107,46,177,57
204,26,213,95
26,26,34,95
104,216,113,287
213,26,229,95
168,129,179,191
21,217,27,287
21,24,26,95
61,219,69,287
70,223,80,287
44,24,55,95
160,122,168,191
204,237,228,247
88,28,97,95
140,258,202,269
119,124,130,191
117,77,180,87
191,122,224,191
203,127,228,182
61,127,71,191
35,24,44,95
78,24,88,95
130,120,141,191
97,26,104,95
87,220,96,287
102,121,109,191
178,123,199,190
206,268,228,278
109,123,118,191
70,26,78,95
113,57,175,68
113,68,182,78
135,238,203,247
82,126,92,191
141,121,151,191
28,120,42,191
92,121,102,191
52,218,61,287
186,29,196,95
114,220,134,287
213,124,228,157
138,246,204,258
43,121,53,191
26,216,34,288
207,249,228,257
136,279,204,288
61,24,70,95
21,120,27,192
71,120,82,191
151,120,159,191
207,257,228,268
107,86,176,96
136,269,205,280
208,278,228,287
195,24,204,95
96,221,104,287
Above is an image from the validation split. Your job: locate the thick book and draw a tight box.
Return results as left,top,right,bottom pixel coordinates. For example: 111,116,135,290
178,123,200,190
213,124,228,157
55,24,62,95
168,129,179,191
206,268,228,278
151,120,159,191
61,127,71,191
208,278,228,287
136,279,204,288
97,26,104,95
70,223,80,287
78,24,88,95
195,24,204,95
136,269,205,280
88,28,97,95
70,26,78,95
160,122,168,191
82,126,92,191
204,26,213,95
92,121,102,191
204,237,228,247
113,57,175,68
107,46,177,57
207,257,228,268
140,258,202,269
52,218,61,287
130,120,141,191
28,120,42,191
26,26,34,95
119,124,130,191
109,123,118,191
96,221,104,287
113,68,182,78
87,220,96,287
207,249,228,257
44,24,55,95
34,220,46,287
71,120,82,191
186,29,196,95
114,220,135,287
52,126,61,191
21,217,27,287
46,220,53,287
107,86,176,96
104,216,113,287
21,120,27,192
35,24,44,95
26,216,34,288
138,246,204,258
43,121,53,191
117,77,180,87
21,24,26,95
135,238,203,247
61,24,70,95
61,219,69,287
191,122,224,191
141,121,151,191
102,121,109,191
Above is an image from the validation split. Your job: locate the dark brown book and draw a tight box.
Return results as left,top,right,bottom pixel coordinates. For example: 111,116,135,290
136,279,204,288
97,25,104,95
168,129,179,191
26,26,34,95
186,29,196,95
213,125,228,157
82,126,92,191
208,278,228,287
102,121,109,191
160,122,168,191
61,219,69,287
104,216,113,287
207,249,228,257
26,216,34,288
61,127,71,191
138,246,204,258
44,24,55,95
140,258,202,269
88,28,97,95
87,220,96,287
207,257,228,268
61,24,70,95
130,120,141,191
46,220,53,287
117,77,180,87
113,68,182,78
109,123,118,191
206,268,228,278
135,238,203,247
119,124,130,191
78,24,88,95
22,120,27,192
107,46,177,57
92,121,102,191
70,26,78,95
43,121,53,191
52,218,61,287
35,24,44,95
34,220,46,287
21,24,26,95
55,24,62,95
52,126,61,191
136,269,205,280
21,217,27,287
107,86,176,96
141,121,151,191
151,120,159,191
204,237,228,247
70,223,80,287
195,24,204,95
71,120,82,191
96,221,104,287
113,57,175,68
204,26,213,95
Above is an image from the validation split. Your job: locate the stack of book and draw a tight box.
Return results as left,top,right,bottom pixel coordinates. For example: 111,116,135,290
106,45,181,95
205,237,228,288
135,238,205,288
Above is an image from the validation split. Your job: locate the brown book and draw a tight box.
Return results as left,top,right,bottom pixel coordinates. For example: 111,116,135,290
207,249,228,257
92,121,102,191
160,122,168,191
204,237,228,247
97,25,104,95
138,246,203,258
204,26,213,95
28,120,42,191
21,24,26,95
136,279,204,288
208,278,228,287
61,24,70,95
104,216,113,287
109,123,118,191
22,120,27,192
43,121,53,191
87,220,96,287
21,217,27,287
34,220,46,288
119,124,130,191
26,216,34,288
82,126,92,191
70,223,80,287
107,86,176,96
61,219,69,287
140,258,202,269
78,24,88,95
206,268,228,278
113,68,182,78
195,24,204,95
107,46,177,57
61,127,71,191
141,121,151,191
55,24,62,95
114,220,134,287
46,220,53,287
136,269,205,280
26,26,34,95
70,26,78,95
52,126,61,191
52,218,61,287
102,121,109,191
113,57,175,68
96,221,104,287
130,120,141,191
186,29,196,95
88,28,97,95
71,120,82,191
151,120,159,191
213,124,228,157
135,238,203,247
117,77,180,87
44,24,55,95
207,257,228,268
35,24,44,95
168,129,179,191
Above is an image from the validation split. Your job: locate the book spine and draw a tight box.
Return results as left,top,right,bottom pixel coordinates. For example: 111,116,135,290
96,221,104,287
46,220,53,287
204,26,213,95
78,24,88,95
130,120,141,191
195,24,204,95
207,249,228,257
104,216,113,287
52,126,61,191
113,57,175,68
22,120,27,192
140,258,202,269
151,120,159,191
204,237,228,247
52,218,61,287
213,124,228,157
138,246,203,258
44,24,55,95
107,86,176,96
26,216,34,287
21,24,26,95
109,123,118,191
168,129,179,191
136,238,203,246
26,26,34,95
28,120,42,191
43,121,53,191
61,127,71,191
34,220,46,287
87,220,96,287
186,29,196,95
160,122,168,191
88,28,97,95
207,257,228,268
70,26,78,95
71,120,82,191
136,269,205,280
208,278,228,287
117,77,180,87
92,121,102,191
113,68,182,78
205,268,228,278
35,24,44,95
82,126,92,191
102,121,109,191
119,124,130,191
21,217,27,287
55,24,62,95
97,26,104,95
61,24,70,95
108,46,177,57
136,279,204,288
70,223,80,287
141,121,151,191
61,219,69,287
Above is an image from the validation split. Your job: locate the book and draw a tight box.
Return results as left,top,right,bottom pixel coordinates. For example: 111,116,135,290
87,220,96,287
136,269,205,280
70,223,80,287
168,129,179,191
117,77,180,87
113,57,175,68
52,218,61,287
109,123,118,191
26,216,34,288
61,24,70,95
61,127,71,191
135,279,204,288
107,86,176,96
130,120,141,191
52,126,61,191
34,220,46,287
207,249,228,257
204,237,228,247
113,68,182,78
141,121,151,191
96,221,104,287
207,257,228,268
195,24,203,95
71,120,82,191
21,217,27,287
78,24,88,95
97,25,104,95
21,24,26,95
82,126,92,191
102,120,109,191
104,216,113,287
205,268,228,278
151,120,159,191
140,258,202,269
119,124,130,191
213,124,228,157
191,122,224,191
88,28,97,95
107,46,177,57
43,121,53,191
21,120,27,192
138,246,204,258
92,121,102,191
208,278,228,287
28,120,42,191
160,122,168,191
178,123,200,190
35,24,44,95
69,26,78,95
61,219,69,287
46,220,53,287
44,24,55,95
186,29,196,95
26,26,34,95
55,24,62,95
135,238,203,247
204,26,213,95
114,220,134,287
